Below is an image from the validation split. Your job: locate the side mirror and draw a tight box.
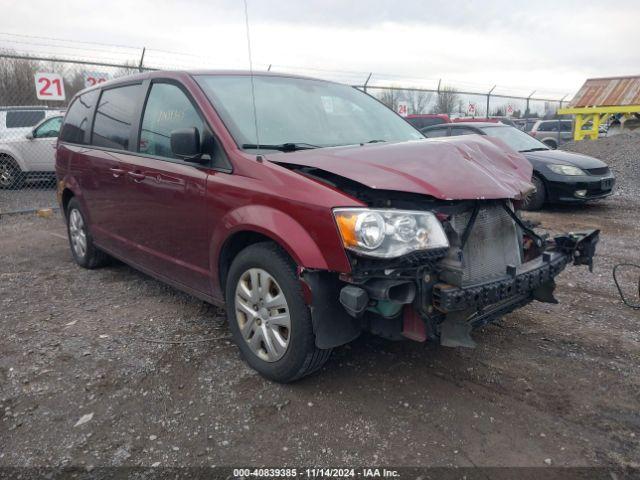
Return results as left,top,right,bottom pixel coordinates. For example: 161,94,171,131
26,132,34,140
170,127,202,161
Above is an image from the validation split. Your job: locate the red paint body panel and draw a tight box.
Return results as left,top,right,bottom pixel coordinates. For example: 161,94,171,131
56,70,534,305
268,136,534,201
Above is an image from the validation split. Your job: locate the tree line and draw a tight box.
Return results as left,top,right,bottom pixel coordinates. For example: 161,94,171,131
0,51,138,107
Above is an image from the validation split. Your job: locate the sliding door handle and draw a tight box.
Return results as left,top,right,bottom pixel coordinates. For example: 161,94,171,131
109,167,125,177
127,171,146,182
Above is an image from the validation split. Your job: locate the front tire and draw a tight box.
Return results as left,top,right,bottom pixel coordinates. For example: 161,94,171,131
66,198,110,269
0,156,25,190
521,175,546,211
225,242,331,383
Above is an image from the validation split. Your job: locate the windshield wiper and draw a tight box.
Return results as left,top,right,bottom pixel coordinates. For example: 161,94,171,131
520,147,549,152
241,142,320,152
364,139,386,144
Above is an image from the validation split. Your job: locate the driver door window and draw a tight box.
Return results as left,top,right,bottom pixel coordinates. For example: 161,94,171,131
34,117,62,138
139,83,207,160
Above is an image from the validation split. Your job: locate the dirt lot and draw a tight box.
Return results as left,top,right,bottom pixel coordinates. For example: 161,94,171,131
1,146,639,470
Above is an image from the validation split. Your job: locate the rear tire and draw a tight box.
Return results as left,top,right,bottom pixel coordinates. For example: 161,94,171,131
521,175,546,211
0,156,25,190
225,242,331,383
66,198,110,269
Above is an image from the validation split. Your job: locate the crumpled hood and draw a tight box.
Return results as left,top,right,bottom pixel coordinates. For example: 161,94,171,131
522,149,608,169
268,135,534,200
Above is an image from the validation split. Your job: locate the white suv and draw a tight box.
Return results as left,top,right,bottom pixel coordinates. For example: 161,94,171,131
0,107,65,189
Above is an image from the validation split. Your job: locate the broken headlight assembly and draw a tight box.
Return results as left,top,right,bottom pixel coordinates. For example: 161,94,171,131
333,208,449,258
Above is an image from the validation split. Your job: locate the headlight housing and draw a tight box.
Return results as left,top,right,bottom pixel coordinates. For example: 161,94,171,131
548,164,586,176
333,208,449,258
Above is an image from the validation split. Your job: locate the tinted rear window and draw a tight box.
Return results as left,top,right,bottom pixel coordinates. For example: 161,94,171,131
60,90,99,144
538,121,572,132
408,117,446,129
6,110,45,128
422,127,448,138
92,84,141,150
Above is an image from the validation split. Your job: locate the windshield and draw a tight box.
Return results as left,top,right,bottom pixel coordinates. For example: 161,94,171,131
480,125,549,152
195,75,423,149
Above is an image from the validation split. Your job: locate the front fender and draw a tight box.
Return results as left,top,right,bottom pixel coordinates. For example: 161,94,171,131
212,204,332,268
211,204,348,295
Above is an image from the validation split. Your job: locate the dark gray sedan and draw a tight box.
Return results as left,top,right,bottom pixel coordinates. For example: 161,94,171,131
421,122,615,210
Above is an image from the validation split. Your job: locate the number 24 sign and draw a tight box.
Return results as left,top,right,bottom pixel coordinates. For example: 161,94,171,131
34,73,66,101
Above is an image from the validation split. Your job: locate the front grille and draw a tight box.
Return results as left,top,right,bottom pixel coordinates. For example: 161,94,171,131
449,205,522,286
585,167,610,176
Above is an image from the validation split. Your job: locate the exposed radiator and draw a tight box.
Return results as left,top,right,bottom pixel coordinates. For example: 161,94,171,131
442,204,522,287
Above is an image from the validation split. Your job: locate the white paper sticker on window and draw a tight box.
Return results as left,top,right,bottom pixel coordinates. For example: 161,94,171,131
321,96,334,113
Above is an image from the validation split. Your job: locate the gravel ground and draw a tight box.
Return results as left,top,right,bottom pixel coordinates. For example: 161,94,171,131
0,187,57,214
563,133,640,200
1,137,639,470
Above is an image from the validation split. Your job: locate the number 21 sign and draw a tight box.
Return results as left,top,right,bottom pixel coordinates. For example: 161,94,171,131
34,73,66,101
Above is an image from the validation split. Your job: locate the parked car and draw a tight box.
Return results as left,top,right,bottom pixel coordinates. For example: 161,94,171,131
606,115,640,136
404,114,450,129
56,71,599,382
453,116,518,127
0,114,64,188
515,118,540,133
421,122,615,210
0,106,65,140
529,119,573,148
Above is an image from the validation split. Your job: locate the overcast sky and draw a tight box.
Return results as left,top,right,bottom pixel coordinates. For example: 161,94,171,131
2,0,639,98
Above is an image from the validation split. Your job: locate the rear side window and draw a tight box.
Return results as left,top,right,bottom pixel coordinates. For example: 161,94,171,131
60,90,99,144
139,83,205,160
537,122,555,132
92,84,141,150
560,121,573,132
6,110,45,128
422,127,448,138
422,117,446,128
451,127,477,136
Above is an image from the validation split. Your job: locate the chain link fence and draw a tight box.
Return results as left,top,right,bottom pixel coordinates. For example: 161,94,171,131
0,50,571,214
0,53,146,213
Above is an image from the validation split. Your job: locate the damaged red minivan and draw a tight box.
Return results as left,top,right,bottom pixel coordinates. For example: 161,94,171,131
56,71,599,382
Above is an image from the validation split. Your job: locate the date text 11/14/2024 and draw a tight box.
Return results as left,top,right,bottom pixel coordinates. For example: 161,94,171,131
233,468,400,478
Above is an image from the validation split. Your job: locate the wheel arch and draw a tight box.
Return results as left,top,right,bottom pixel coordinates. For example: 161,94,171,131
61,187,75,217
212,205,336,299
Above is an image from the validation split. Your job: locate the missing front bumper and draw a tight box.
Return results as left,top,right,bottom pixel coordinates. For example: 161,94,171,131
432,230,600,313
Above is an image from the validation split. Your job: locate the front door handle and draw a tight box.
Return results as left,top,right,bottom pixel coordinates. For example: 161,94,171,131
128,171,146,182
109,166,125,177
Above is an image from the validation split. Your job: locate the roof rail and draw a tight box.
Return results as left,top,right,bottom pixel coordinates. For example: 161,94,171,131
0,105,66,111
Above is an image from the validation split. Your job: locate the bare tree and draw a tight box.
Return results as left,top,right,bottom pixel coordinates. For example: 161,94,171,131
0,52,39,106
377,88,400,112
431,85,459,115
402,90,432,115
1,51,142,108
